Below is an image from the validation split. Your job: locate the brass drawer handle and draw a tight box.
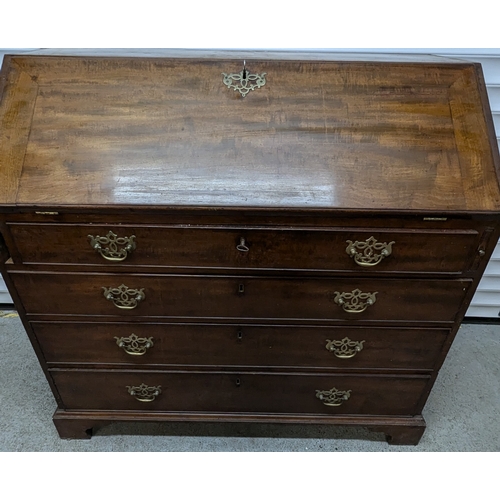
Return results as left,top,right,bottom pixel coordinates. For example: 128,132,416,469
326,337,365,358
126,383,161,402
88,231,136,262
333,289,377,313
236,237,249,252
346,236,394,267
103,284,145,309
222,62,266,98
115,333,154,355
316,388,351,407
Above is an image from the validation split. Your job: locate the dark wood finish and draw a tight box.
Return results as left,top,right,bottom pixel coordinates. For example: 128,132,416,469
1,54,500,445
52,415,96,439
7,223,482,275
369,419,426,445
32,322,450,371
0,231,9,263
9,272,471,322
52,408,426,444
50,369,430,415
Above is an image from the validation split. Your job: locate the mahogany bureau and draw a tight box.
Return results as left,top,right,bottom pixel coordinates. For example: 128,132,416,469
1,54,499,445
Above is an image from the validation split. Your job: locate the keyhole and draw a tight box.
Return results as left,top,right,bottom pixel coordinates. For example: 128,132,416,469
237,330,243,342
238,283,245,294
235,378,241,387
243,60,247,79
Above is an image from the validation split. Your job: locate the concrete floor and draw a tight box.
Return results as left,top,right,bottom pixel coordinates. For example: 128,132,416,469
1,313,499,451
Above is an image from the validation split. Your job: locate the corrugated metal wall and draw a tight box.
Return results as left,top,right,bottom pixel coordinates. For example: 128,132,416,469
0,48,500,316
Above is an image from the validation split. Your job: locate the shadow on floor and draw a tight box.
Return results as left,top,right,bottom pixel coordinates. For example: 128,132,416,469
95,420,388,443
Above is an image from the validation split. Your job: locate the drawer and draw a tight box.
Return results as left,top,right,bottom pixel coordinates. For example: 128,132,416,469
34,321,449,371
7,223,481,274
51,370,430,416
11,272,471,322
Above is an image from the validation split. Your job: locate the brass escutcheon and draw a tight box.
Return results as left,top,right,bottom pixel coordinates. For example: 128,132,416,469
126,383,161,402
326,337,365,358
346,236,394,267
316,388,351,407
222,63,266,98
115,333,154,355
103,284,145,309
333,289,377,313
88,231,136,262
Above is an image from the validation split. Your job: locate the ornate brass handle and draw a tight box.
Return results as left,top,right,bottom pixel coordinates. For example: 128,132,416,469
236,237,249,252
88,231,136,262
326,337,365,358
316,388,351,407
126,383,161,402
103,284,145,309
333,289,377,313
346,236,394,267
115,334,154,355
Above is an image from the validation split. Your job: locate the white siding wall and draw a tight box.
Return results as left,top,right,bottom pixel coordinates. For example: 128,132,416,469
0,48,500,314
0,278,11,304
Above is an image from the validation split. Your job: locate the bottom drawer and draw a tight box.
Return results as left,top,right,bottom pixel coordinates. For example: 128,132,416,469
51,370,430,416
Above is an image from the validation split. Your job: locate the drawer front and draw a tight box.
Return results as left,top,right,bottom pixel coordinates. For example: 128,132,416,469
8,223,480,274
11,272,470,322
51,370,430,416
34,322,449,371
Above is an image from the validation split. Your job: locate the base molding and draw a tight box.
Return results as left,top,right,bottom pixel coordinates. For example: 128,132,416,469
52,409,426,445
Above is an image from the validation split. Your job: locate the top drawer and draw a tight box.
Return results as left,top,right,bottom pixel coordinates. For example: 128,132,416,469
7,223,481,274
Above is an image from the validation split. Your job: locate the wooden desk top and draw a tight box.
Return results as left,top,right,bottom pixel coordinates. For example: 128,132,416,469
1,55,499,212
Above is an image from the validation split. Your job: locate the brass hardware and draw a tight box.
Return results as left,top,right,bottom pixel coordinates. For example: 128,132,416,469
222,62,266,98
35,211,59,215
88,231,136,262
236,237,250,252
115,333,154,355
333,289,377,313
326,337,365,358
103,284,145,309
238,283,245,294
346,236,394,267
423,217,447,221
126,383,161,402
316,388,351,406
237,330,243,342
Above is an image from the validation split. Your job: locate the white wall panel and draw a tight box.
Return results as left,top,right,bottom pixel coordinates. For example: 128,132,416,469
487,86,500,111
492,114,500,136
0,279,11,305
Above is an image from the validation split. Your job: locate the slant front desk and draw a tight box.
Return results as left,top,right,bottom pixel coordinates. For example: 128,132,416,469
1,54,499,444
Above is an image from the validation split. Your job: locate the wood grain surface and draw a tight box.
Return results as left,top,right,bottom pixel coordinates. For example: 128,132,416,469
33,321,450,371
9,272,471,322
50,369,430,416
0,56,498,211
6,223,481,274
2,54,500,444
